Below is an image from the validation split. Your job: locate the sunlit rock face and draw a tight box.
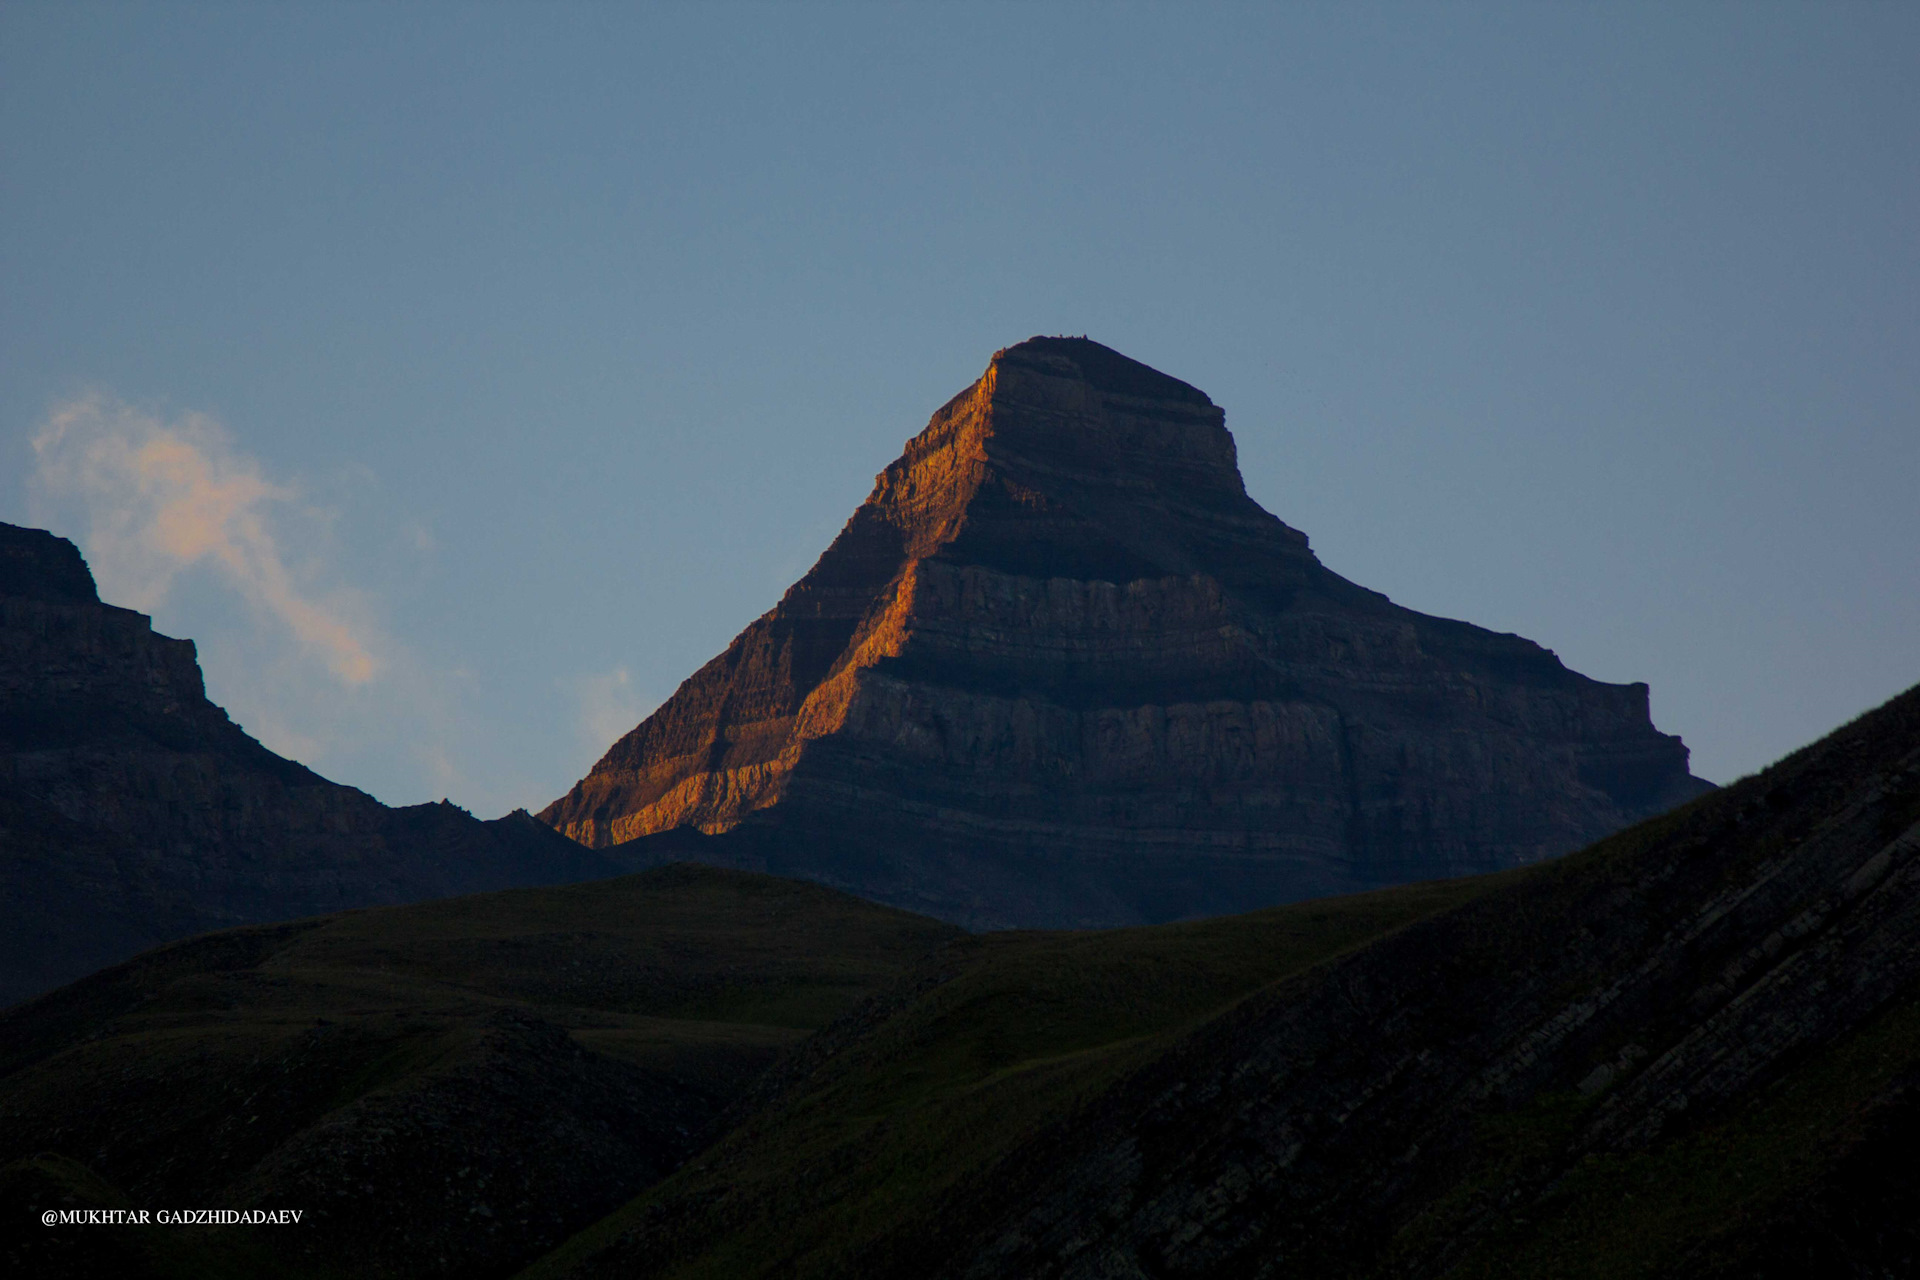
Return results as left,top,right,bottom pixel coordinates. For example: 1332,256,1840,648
541,338,1711,927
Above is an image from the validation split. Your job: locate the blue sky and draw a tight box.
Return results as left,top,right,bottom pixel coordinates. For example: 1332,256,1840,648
4,2,1916,814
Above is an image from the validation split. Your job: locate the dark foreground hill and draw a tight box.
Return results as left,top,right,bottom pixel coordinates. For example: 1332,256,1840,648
542,336,1709,929
0,866,961,1278
0,522,618,1004
524,679,1920,1280
6,680,1913,1279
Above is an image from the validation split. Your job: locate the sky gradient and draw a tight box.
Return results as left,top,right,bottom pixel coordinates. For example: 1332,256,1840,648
3,2,1916,816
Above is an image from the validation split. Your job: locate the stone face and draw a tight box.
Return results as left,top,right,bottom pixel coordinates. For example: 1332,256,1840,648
0,522,617,1006
542,337,1711,926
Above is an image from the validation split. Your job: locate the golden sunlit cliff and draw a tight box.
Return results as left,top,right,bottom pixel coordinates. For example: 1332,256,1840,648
541,338,1710,927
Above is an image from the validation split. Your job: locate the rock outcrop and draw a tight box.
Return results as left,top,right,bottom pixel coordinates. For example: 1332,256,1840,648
0,522,616,1005
542,337,1710,927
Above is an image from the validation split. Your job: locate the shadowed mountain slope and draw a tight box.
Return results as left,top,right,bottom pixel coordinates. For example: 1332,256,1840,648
525,679,1920,1280
0,865,962,1279
541,337,1710,928
0,522,617,1005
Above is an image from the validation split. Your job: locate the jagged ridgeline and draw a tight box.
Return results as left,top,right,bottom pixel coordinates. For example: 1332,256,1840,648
543,337,1711,927
0,522,619,1004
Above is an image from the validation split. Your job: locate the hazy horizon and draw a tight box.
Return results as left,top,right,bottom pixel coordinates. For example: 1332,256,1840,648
4,3,1915,814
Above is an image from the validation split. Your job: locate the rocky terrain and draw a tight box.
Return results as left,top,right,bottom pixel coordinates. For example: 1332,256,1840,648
528,678,1920,1280
542,337,1711,927
0,522,617,1004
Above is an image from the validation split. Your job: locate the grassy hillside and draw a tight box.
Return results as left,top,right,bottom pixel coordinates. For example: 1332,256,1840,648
0,858,1503,1280
518,873,1511,1280
524,683,1920,1280
0,865,961,1279
14,682,1914,1279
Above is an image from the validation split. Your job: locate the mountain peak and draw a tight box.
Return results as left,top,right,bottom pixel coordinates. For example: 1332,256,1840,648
0,522,99,605
990,335,1214,407
542,340,1709,925
860,337,1284,587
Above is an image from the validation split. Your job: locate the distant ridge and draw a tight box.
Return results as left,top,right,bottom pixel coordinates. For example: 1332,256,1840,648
543,337,1712,927
0,522,618,1004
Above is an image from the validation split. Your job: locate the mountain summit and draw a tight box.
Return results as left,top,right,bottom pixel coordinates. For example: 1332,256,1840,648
542,338,1710,926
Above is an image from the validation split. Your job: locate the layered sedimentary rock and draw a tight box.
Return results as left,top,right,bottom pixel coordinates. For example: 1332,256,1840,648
542,338,1710,927
0,522,615,1004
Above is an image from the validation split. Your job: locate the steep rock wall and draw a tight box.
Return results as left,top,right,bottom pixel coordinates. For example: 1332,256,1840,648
543,338,1709,926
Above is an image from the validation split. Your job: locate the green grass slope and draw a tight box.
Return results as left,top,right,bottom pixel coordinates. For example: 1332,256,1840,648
525,682,1920,1280
0,864,960,1280
517,873,1511,1280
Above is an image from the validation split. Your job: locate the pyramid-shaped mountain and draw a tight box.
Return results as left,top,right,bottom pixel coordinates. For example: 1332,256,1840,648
542,338,1711,926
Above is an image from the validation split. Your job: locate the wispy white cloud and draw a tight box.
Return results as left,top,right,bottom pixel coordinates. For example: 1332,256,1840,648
24,392,578,816
31,394,380,684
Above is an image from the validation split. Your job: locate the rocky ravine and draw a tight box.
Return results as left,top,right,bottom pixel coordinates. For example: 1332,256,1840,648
0,522,616,1004
542,337,1711,927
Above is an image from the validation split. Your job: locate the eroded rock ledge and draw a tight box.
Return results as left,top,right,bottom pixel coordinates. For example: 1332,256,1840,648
542,338,1711,926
